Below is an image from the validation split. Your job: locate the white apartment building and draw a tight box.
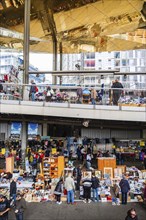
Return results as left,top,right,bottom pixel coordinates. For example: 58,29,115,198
0,52,45,83
60,50,146,88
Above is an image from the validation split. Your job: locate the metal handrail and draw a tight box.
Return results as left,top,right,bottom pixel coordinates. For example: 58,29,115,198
0,83,146,91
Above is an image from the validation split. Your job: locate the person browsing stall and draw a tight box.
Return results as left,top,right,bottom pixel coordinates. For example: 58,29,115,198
15,194,26,220
10,178,17,202
119,175,130,205
82,174,92,204
65,172,75,205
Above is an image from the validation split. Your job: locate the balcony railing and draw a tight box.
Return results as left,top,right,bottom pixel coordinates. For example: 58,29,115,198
0,83,146,108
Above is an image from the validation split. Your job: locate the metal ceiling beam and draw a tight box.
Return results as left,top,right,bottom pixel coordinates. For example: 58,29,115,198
32,0,50,35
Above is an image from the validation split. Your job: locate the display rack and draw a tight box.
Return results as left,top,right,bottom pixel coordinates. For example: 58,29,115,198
43,156,64,181
97,157,116,172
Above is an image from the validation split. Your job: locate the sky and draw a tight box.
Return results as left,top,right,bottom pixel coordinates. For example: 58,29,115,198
29,53,53,71
29,53,53,81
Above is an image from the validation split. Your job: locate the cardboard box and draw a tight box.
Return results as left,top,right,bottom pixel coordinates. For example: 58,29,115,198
61,196,67,202
101,197,107,202
100,194,106,198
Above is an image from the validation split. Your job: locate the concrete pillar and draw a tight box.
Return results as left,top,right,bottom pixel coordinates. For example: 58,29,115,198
142,129,146,139
72,125,74,136
38,124,42,136
21,121,27,168
43,123,48,136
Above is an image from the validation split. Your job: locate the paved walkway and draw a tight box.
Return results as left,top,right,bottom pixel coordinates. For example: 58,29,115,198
9,201,146,220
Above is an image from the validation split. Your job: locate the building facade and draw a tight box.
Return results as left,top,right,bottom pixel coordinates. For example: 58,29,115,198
60,49,146,88
0,52,45,83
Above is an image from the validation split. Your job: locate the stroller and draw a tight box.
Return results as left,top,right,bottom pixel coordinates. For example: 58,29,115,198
35,92,45,101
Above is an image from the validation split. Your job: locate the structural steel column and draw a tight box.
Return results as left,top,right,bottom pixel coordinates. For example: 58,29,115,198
23,0,31,84
52,40,57,84
59,42,63,85
22,0,31,159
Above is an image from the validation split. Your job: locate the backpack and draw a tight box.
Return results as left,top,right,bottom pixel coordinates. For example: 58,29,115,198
35,86,38,93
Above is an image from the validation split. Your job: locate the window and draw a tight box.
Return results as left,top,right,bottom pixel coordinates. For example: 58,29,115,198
122,59,127,66
84,60,95,67
114,52,120,58
136,67,146,72
91,77,95,82
86,53,95,59
115,60,120,66
129,59,136,66
140,59,146,66
115,68,120,71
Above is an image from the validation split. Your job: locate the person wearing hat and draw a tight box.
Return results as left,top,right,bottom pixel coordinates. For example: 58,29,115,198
15,194,26,220
0,194,10,220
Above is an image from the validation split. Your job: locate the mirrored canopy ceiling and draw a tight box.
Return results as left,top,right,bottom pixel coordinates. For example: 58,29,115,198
0,0,146,53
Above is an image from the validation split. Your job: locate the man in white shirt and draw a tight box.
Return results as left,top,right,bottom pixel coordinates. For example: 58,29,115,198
65,172,75,204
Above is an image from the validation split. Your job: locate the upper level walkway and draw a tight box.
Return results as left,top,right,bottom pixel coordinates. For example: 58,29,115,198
0,83,146,122
0,99,146,122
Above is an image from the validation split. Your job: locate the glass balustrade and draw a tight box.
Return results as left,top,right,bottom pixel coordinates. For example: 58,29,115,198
0,83,146,107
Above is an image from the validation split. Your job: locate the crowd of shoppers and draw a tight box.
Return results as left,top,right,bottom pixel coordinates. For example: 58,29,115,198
0,181,26,220
1,77,146,106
